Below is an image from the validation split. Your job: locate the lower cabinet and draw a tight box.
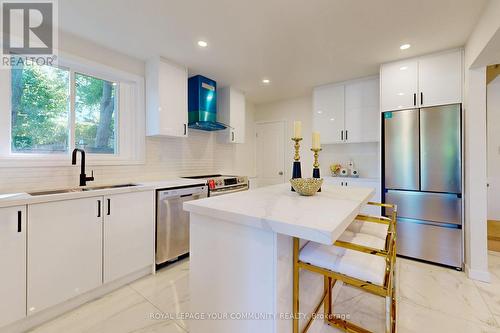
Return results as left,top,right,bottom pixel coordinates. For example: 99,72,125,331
0,206,26,327
324,177,382,215
103,191,154,283
28,197,103,315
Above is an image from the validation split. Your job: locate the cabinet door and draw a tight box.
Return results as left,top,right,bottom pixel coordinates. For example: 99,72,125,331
0,206,26,327
158,59,188,137
380,59,418,111
230,89,246,143
418,50,462,107
28,197,103,315
313,84,345,144
345,77,380,143
348,181,382,215
103,191,154,283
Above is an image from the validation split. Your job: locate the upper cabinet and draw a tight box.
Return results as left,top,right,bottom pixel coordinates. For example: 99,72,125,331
146,57,188,137
313,76,379,144
380,59,418,111
381,49,463,112
217,87,246,143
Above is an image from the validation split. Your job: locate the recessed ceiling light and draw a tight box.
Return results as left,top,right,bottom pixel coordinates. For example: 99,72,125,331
400,66,408,71
197,40,208,48
400,44,411,50
262,79,271,84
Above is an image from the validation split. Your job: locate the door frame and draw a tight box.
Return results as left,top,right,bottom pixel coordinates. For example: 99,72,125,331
255,120,287,185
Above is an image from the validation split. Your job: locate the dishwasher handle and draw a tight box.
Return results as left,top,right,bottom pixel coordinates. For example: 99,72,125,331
158,186,208,200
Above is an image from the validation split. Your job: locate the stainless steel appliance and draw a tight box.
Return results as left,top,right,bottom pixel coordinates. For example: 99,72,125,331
183,174,249,196
383,104,463,269
156,185,208,265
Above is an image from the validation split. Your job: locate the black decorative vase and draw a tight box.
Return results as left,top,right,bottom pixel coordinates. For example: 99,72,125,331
291,161,302,191
313,167,321,192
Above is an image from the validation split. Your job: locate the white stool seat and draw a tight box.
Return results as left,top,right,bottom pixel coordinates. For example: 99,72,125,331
338,230,386,250
347,219,389,240
300,235,387,286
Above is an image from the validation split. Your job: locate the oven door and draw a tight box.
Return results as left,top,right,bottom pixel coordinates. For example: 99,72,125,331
209,184,249,197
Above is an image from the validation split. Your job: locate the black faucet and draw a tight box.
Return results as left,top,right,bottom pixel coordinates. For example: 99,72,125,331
71,148,95,186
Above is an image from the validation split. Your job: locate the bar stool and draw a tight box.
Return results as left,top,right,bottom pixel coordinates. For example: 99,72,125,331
292,202,397,333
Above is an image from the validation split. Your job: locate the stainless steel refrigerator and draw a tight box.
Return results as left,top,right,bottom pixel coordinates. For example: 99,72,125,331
383,104,462,269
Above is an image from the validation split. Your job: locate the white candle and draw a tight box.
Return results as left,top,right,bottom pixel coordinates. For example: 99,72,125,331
312,132,321,149
293,121,302,138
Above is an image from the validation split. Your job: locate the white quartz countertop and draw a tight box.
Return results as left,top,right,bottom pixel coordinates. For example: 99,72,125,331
184,183,374,245
0,178,206,209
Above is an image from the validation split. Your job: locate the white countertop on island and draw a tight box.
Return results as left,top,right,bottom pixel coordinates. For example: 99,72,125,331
184,183,374,245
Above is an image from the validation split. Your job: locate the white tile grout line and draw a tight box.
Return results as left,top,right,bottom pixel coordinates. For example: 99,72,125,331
126,284,189,333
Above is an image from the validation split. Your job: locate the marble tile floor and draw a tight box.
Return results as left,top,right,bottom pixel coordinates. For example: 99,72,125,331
30,252,500,333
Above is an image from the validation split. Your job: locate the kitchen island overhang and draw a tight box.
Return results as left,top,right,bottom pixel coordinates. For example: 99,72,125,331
184,183,374,333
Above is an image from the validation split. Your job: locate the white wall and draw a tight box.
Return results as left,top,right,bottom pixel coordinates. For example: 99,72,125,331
0,32,256,193
488,76,500,220
254,96,380,181
462,0,500,282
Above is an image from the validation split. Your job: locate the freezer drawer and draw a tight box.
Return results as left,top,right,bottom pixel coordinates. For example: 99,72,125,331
397,219,462,268
384,109,420,191
420,104,461,193
386,190,461,225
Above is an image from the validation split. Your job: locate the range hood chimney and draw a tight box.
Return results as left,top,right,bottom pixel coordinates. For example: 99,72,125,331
188,75,227,131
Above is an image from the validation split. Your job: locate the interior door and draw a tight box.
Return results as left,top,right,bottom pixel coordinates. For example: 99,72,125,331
384,109,420,190
313,84,345,143
420,105,461,193
256,121,285,187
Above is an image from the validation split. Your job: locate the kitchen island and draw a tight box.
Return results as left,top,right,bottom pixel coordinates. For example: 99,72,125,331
184,183,374,333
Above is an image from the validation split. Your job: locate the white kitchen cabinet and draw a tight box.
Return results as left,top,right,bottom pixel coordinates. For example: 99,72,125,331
323,177,381,215
345,77,380,143
418,50,462,107
146,57,188,137
0,206,26,327
313,83,345,144
380,49,463,112
28,197,103,315
217,87,246,143
380,59,418,112
103,191,154,283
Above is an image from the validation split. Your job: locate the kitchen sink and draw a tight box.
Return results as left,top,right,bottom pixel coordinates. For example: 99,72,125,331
29,184,138,196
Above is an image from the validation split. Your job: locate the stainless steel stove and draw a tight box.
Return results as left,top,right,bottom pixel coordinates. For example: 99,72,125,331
183,174,249,196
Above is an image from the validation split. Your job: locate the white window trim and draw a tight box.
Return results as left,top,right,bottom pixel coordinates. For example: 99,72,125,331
0,50,146,167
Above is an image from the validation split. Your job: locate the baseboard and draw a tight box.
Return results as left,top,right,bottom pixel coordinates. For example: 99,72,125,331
0,266,153,333
465,263,491,283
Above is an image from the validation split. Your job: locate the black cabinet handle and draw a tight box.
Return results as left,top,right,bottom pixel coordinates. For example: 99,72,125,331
17,211,22,232
184,124,187,135
413,93,416,106
341,130,344,141
345,130,348,141
420,92,423,105
107,199,111,216
231,131,235,142
97,200,101,218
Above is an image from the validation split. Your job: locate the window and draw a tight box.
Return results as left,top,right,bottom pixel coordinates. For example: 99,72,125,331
11,64,70,153
75,73,118,154
10,64,118,155
0,53,145,166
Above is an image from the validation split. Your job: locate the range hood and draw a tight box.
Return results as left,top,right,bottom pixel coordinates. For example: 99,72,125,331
188,75,227,131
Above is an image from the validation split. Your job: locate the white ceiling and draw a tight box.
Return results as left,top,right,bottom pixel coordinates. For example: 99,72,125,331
59,0,487,104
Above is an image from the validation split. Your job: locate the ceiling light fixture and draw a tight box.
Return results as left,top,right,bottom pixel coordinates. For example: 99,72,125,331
262,79,271,84
400,44,411,50
197,40,208,48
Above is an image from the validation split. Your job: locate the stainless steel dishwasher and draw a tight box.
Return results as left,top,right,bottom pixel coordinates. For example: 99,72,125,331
156,185,208,265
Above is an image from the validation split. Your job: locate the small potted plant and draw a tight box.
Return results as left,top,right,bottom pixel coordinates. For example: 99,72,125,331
330,163,342,177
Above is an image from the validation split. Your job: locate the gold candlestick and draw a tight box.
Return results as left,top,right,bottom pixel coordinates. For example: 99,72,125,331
292,137,303,161
311,148,322,168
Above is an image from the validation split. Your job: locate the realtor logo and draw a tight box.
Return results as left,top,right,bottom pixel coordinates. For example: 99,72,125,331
1,0,57,67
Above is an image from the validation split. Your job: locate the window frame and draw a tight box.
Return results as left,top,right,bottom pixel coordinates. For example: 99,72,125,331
0,51,145,167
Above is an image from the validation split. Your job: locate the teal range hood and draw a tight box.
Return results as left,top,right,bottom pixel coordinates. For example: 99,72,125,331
188,75,227,131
